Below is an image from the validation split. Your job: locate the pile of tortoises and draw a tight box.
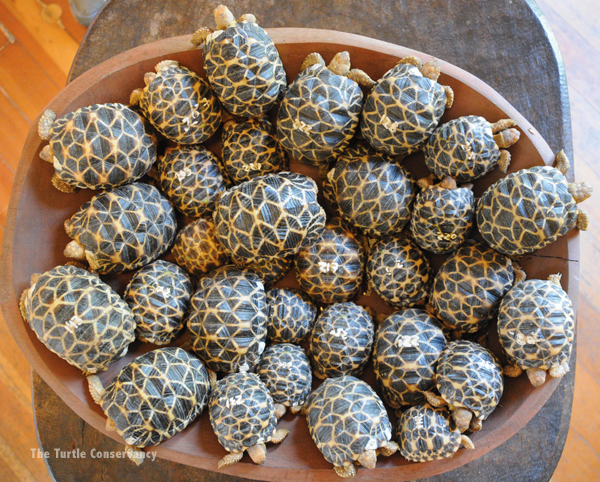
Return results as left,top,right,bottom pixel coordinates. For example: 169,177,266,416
21,3,591,477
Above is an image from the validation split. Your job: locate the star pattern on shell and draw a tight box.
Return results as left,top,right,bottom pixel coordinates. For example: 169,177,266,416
21,265,135,373
101,347,211,447
266,288,317,344
241,256,294,288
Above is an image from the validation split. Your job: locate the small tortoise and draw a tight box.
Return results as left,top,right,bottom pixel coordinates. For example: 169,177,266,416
171,217,231,277
327,143,416,237
367,234,431,309
20,265,135,374
241,256,294,288
397,404,474,462
425,340,504,432
191,6,286,117
429,240,516,337
277,51,370,169
63,182,177,274
424,116,520,181
308,302,374,379
130,60,221,144
38,103,156,192
221,118,288,184
477,151,593,256
266,288,317,344
373,309,447,409
187,265,268,373
360,56,453,156
88,347,212,465
295,218,365,304
258,343,313,418
158,145,226,218
209,372,289,467
305,375,398,478
213,172,326,263
409,176,476,253
124,260,193,345
498,274,574,387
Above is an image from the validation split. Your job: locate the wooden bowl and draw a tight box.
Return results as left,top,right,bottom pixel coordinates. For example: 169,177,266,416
0,29,579,481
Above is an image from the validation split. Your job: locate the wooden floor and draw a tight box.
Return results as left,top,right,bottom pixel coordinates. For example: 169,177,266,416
0,1,598,480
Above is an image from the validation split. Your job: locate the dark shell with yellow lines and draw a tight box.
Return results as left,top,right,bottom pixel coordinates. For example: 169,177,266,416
266,288,317,344
242,256,294,288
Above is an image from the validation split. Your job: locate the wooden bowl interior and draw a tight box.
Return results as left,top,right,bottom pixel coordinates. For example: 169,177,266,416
1,30,579,481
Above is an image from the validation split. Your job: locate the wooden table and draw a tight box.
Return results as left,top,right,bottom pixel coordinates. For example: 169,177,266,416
32,0,574,480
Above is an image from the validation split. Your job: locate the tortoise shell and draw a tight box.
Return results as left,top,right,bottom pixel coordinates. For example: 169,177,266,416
171,217,231,277
397,404,466,462
158,145,226,218
209,372,277,452
100,347,210,447
38,103,156,191
20,265,135,373
221,118,288,184
409,182,475,253
187,265,267,373
498,278,574,371
266,288,317,344
241,256,293,288
424,115,500,181
295,218,364,304
200,14,286,117
213,172,326,263
123,260,193,345
430,241,514,336
367,235,431,309
64,182,177,274
435,340,504,422
360,63,448,156
373,309,447,409
327,143,416,236
257,343,312,410
477,166,579,256
277,58,363,167
305,376,393,470
308,302,374,379
133,61,221,144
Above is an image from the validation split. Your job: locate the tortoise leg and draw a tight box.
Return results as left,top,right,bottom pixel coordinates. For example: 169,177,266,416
125,445,145,466
379,441,399,457
190,27,213,47
493,129,520,148
396,55,421,67
461,435,475,450
497,150,511,173
51,174,79,193
555,149,571,175
274,403,287,419
87,375,105,404
577,209,590,231
526,368,547,387
334,462,357,478
452,408,473,433
347,69,376,89
469,417,483,432
423,391,446,408
207,369,218,388
237,13,256,23
270,428,290,444
289,404,304,414
327,51,351,76
247,443,267,465
443,85,454,108
548,362,570,378
490,119,517,133
105,418,117,432
419,59,441,81
64,240,87,260
503,364,523,378
218,451,244,468
356,449,377,469
301,52,326,71
39,145,52,163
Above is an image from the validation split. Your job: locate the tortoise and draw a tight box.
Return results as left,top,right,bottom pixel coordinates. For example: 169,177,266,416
424,116,520,181
221,117,288,184
477,150,593,256
373,309,447,409
87,347,212,465
277,51,372,170
409,175,476,254
171,217,231,277
308,302,374,379
130,60,221,144
367,234,431,309
498,274,574,387
191,6,286,117
20,264,135,374
257,343,313,418
212,172,326,263
63,182,177,274
360,56,454,156
424,340,504,432
326,143,416,236
241,255,294,288
429,240,517,337
397,403,475,462
209,371,289,467
37,103,156,192
305,375,399,478
266,287,317,344
295,218,365,304
123,260,193,345
187,265,268,373
158,145,226,218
